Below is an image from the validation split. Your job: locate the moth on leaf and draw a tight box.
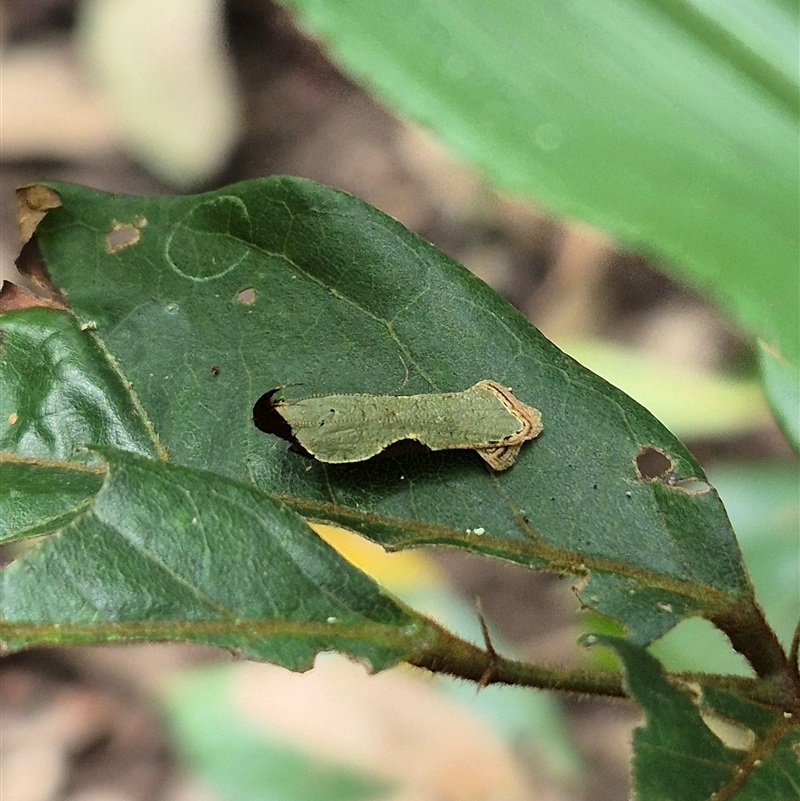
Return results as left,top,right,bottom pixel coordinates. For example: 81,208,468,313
253,380,542,470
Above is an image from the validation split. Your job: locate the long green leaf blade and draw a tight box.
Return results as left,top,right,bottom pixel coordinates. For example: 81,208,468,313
280,0,800,374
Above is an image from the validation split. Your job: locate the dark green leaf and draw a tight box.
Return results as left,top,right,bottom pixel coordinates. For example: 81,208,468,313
0,307,162,462
280,0,800,372
591,635,800,801
0,304,156,543
18,178,753,645
1,447,437,671
0,456,103,543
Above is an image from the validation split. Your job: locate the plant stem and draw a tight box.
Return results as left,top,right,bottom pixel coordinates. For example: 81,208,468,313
712,599,795,683
409,624,800,712
409,628,627,697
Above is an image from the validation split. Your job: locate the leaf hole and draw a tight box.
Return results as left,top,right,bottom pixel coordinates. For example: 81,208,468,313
635,447,672,480
252,390,311,459
253,390,291,437
236,288,256,305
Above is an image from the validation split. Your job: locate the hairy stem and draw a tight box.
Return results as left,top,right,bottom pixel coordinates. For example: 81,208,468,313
712,598,793,681
409,629,626,697
410,624,800,712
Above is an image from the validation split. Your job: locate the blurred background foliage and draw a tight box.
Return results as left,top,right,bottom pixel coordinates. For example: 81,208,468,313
1,1,797,800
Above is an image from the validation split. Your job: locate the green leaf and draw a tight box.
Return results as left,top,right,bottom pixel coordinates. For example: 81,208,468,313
0,456,103,543
591,635,800,801
1,447,437,671
164,665,393,801
280,0,800,373
757,341,800,453
0,305,157,543
15,177,754,648
0,307,163,462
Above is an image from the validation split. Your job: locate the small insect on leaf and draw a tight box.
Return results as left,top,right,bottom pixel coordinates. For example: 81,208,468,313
253,380,542,470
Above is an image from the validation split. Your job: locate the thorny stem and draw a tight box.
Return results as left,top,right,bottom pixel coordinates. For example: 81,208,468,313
410,623,800,713
475,598,501,688
409,630,627,698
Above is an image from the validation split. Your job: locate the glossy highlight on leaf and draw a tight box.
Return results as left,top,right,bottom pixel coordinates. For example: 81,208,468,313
0,307,163,463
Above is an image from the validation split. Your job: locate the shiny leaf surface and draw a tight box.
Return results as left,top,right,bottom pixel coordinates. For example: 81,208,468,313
7,178,754,647
2,447,438,671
